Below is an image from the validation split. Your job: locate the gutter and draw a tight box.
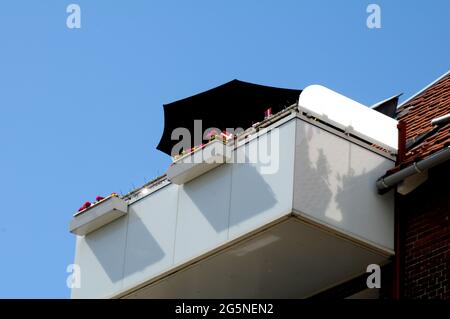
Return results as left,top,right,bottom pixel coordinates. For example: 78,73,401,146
376,145,450,192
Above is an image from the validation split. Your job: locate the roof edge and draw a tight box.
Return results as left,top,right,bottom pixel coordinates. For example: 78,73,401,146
398,69,450,109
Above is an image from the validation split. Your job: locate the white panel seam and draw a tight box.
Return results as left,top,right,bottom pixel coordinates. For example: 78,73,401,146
291,119,298,213
119,213,130,292
171,185,181,265
226,164,234,241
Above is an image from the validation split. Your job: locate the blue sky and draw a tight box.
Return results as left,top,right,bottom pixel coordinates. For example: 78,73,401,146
0,0,448,298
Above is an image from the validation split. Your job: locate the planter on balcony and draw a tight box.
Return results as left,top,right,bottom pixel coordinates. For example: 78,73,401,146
69,195,128,236
167,139,232,185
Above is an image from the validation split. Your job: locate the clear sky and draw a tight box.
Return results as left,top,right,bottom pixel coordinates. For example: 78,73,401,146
0,0,448,298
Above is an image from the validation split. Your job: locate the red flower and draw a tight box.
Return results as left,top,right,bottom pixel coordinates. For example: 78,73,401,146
264,107,272,119
96,196,105,202
78,201,91,212
206,129,220,139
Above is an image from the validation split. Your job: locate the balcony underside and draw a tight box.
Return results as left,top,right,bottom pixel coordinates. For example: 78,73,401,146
120,216,390,299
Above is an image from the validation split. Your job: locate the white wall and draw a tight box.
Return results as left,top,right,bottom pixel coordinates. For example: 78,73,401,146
71,216,128,298
292,119,395,251
123,184,179,288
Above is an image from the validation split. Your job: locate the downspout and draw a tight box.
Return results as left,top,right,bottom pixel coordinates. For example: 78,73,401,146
396,121,406,164
393,192,402,299
393,121,406,299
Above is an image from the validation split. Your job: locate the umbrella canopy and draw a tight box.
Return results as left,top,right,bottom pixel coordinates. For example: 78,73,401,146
156,79,301,156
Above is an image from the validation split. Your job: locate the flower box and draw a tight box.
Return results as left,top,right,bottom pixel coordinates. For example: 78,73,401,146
167,138,232,185
69,195,128,236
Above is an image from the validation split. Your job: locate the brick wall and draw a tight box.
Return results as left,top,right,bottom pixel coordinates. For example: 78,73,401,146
399,161,449,299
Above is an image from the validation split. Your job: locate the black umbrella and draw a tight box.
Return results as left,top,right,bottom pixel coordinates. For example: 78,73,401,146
156,79,301,156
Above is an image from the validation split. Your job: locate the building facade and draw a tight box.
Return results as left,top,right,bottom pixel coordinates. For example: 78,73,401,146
392,72,450,299
69,74,449,299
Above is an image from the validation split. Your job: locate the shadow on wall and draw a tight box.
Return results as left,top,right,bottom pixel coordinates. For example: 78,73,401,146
85,215,165,283
334,147,394,230
294,123,333,219
122,214,165,278
182,156,277,232
294,119,394,230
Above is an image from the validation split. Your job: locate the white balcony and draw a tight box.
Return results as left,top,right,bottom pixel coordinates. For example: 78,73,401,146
69,196,128,236
70,112,395,298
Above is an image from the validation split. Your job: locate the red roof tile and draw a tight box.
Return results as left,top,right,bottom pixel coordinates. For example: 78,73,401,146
394,72,450,171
